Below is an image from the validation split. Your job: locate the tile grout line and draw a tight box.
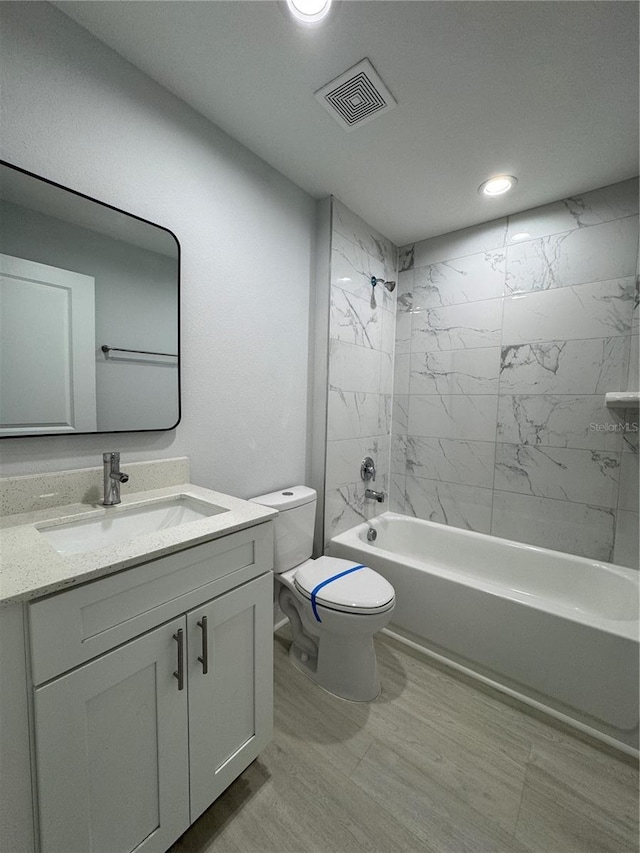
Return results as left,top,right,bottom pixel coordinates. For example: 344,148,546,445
489,236,510,536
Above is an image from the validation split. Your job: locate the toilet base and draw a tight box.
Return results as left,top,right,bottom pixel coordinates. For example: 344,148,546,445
288,639,381,702
276,568,395,703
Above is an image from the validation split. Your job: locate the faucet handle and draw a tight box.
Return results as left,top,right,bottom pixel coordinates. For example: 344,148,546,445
360,456,376,482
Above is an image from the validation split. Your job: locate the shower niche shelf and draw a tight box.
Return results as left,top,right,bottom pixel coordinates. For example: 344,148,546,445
605,391,640,409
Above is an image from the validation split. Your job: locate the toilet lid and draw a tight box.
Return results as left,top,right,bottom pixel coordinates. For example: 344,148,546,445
294,556,394,613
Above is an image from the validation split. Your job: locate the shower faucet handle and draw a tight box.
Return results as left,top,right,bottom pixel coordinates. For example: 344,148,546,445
361,456,376,482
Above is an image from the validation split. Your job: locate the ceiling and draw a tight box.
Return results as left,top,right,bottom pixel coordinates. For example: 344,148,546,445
54,1,639,246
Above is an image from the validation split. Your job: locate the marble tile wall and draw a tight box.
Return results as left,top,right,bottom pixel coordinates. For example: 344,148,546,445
324,199,398,544
392,178,639,567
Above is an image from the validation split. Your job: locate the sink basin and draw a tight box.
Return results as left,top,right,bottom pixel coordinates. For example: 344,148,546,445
37,496,228,555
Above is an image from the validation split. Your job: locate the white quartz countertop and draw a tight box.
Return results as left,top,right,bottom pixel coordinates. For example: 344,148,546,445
0,484,276,606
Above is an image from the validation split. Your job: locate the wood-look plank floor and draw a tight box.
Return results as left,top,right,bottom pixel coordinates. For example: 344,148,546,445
170,628,639,853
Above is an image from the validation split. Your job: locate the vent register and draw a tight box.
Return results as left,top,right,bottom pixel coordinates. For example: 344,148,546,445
314,58,397,131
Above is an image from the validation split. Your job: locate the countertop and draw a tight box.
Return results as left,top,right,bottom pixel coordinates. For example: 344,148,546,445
0,484,276,606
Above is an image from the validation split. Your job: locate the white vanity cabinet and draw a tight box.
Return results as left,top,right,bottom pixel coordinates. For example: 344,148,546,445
33,615,190,853
186,578,273,820
22,521,274,853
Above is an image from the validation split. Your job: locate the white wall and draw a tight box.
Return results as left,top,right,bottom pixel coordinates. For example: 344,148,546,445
0,2,315,498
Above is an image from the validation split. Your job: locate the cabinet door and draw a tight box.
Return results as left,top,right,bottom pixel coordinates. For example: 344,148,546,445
33,617,190,853
187,573,273,820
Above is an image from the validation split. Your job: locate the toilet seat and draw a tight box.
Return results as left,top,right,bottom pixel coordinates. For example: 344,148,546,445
294,556,395,615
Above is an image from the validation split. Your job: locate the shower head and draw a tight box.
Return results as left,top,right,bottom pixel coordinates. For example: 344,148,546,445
370,276,396,293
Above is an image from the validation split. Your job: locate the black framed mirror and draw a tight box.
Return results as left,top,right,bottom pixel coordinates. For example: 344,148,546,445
0,161,180,437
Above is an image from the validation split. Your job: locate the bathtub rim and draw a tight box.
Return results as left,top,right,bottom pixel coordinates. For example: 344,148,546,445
330,512,639,643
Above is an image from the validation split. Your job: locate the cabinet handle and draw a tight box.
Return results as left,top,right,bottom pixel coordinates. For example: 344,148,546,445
197,616,209,675
173,628,184,690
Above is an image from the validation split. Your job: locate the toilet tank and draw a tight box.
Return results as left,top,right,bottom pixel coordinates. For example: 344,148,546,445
251,486,316,573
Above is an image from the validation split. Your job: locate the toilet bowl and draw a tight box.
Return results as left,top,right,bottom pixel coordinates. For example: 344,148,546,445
251,487,395,702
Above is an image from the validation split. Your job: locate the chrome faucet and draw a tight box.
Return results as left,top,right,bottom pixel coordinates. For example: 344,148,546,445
365,488,385,503
361,456,376,482
102,452,129,506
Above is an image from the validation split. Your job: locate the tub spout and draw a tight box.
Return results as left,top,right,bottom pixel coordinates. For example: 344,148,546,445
365,489,385,503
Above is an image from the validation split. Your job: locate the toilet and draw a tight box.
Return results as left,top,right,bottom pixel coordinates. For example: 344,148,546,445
252,486,395,701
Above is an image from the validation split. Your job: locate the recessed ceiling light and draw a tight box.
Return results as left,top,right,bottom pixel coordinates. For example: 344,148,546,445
287,0,332,23
510,231,531,242
478,175,518,197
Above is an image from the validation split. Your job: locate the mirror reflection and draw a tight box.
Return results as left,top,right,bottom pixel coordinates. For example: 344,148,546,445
0,161,180,437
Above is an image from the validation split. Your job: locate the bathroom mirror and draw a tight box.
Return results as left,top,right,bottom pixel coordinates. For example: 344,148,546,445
0,161,180,437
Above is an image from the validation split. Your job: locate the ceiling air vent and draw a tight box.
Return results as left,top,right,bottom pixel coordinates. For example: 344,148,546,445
314,58,397,132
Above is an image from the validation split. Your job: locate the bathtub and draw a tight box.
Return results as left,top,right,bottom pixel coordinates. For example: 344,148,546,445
329,512,639,754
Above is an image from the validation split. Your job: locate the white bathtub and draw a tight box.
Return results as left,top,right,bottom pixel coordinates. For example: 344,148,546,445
329,512,639,754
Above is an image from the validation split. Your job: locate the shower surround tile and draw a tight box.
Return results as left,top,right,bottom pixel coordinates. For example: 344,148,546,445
402,437,495,489
329,339,382,394
392,179,638,564
394,310,411,354
392,395,409,435
491,492,616,562
494,444,621,508
505,217,638,293
622,423,639,455
326,434,390,492
617,452,639,513
396,271,414,316
379,394,392,436
497,395,623,452
381,308,397,355
506,179,638,244
331,231,388,306
324,475,390,544
380,351,394,397
389,474,406,513
391,434,409,476
613,510,640,568
393,353,410,396
627,333,639,389
398,245,414,272
330,286,384,350
410,348,500,396
411,298,503,353
403,476,493,534
398,267,413,294
502,277,635,345
410,217,507,269
411,250,506,309
499,338,630,395
327,390,386,441
324,484,368,542
325,198,398,544
408,394,498,442
332,198,397,281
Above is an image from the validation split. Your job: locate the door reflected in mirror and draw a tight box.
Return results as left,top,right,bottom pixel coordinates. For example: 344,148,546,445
0,161,180,437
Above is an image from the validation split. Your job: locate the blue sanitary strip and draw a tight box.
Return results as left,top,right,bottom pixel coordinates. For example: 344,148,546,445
310,564,366,623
